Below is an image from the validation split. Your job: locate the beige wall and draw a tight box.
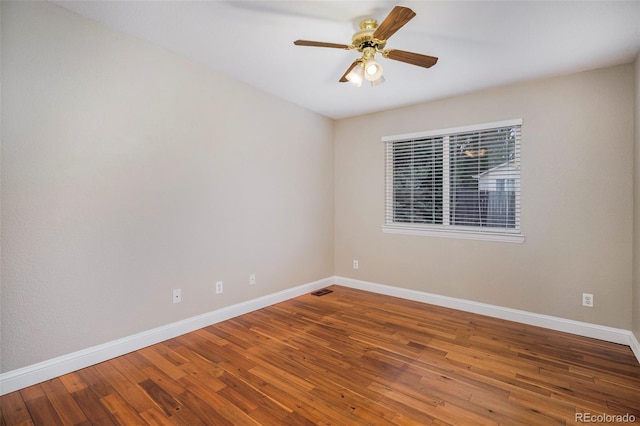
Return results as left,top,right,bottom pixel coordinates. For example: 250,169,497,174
0,2,334,372
634,55,640,339
335,64,635,330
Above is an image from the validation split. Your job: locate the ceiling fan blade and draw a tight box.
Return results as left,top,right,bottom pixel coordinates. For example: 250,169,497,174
373,6,416,41
385,49,438,68
339,60,361,82
294,40,350,49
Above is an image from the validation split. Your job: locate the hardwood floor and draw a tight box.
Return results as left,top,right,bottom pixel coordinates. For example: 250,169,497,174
2,285,639,425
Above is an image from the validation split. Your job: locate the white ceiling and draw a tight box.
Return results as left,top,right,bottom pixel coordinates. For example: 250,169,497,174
53,0,640,119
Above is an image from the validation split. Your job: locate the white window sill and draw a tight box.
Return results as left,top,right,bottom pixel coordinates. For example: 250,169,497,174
381,224,525,243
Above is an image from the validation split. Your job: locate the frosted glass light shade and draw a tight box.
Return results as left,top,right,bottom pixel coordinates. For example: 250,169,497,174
346,63,364,87
364,59,383,82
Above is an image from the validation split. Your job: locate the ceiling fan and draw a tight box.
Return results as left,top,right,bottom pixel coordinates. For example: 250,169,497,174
293,5,438,87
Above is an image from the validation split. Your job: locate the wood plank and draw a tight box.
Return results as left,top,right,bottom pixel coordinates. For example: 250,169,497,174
135,365,207,423
0,391,34,426
40,378,89,425
138,379,182,418
138,346,187,381
22,396,63,426
171,345,227,392
216,369,292,420
109,354,150,384
70,387,118,424
92,360,157,414
57,372,88,394
222,364,335,425
100,392,148,425
138,407,177,426
74,365,116,398
178,375,260,425
18,385,45,403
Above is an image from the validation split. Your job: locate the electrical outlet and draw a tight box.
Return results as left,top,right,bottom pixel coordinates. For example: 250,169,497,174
353,260,359,269
249,273,256,285
582,293,593,307
173,289,182,304
216,281,223,294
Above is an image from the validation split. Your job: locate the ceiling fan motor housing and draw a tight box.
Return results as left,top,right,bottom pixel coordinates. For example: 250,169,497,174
352,19,386,52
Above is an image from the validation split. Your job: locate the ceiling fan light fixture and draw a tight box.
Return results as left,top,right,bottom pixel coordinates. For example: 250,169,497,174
346,62,365,87
363,59,383,82
370,74,385,87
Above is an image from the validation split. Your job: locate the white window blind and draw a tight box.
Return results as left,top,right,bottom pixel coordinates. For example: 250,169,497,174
383,119,524,243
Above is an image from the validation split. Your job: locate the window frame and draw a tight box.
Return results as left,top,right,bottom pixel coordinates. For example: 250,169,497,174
382,119,525,243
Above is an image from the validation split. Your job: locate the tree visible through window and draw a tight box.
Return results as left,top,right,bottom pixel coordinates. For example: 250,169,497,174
392,136,443,224
383,120,523,242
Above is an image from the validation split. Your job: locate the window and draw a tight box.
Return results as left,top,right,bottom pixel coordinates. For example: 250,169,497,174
382,119,524,243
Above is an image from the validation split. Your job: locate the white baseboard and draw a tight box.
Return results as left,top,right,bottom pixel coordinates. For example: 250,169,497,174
630,332,640,362
335,276,639,363
0,277,332,396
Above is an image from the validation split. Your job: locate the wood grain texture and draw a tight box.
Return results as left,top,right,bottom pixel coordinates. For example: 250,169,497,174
373,6,416,41
2,286,639,425
293,40,349,49
385,50,438,68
